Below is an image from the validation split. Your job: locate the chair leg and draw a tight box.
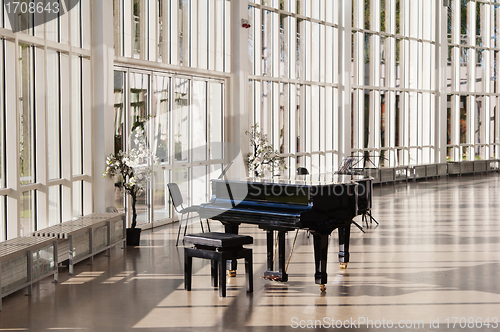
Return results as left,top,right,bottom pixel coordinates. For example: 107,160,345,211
199,215,205,233
183,213,189,240
176,214,184,246
352,221,365,233
206,219,211,232
369,211,379,225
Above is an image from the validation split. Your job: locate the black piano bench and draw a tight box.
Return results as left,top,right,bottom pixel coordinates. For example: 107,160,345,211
184,232,253,297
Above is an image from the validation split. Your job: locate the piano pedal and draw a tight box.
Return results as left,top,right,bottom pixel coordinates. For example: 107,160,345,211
261,275,281,282
319,284,326,292
339,262,348,269
228,270,237,277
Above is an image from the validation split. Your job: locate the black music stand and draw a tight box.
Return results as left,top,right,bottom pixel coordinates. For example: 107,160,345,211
335,155,382,175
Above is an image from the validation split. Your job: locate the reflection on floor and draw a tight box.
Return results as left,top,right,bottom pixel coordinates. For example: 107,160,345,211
1,174,500,331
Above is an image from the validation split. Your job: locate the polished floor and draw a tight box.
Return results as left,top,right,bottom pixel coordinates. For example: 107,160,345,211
1,174,500,331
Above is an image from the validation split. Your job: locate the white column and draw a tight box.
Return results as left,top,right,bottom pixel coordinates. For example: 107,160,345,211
352,0,363,154
148,0,157,62
35,47,48,229
338,0,352,163
450,0,461,161
227,0,249,179
369,0,381,151
467,1,476,160
91,0,115,213
5,40,19,239
434,1,448,163
482,4,491,158
387,0,396,166
60,54,72,221
123,0,132,58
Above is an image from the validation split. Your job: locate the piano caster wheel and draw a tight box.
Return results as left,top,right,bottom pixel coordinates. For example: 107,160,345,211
228,270,237,277
319,284,326,292
339,262,348,269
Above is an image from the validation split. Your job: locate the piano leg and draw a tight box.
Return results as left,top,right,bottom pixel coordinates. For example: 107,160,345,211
278,230,287,281
266,230,274,274
224,223,239,276
224,223,239,235
338,224,351,269
313,233,328,289
263,229,288,282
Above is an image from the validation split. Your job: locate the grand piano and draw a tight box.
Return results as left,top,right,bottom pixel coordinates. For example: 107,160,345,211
199,174,372,291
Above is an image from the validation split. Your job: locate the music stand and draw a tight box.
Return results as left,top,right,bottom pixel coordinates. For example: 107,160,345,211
218,161,233,180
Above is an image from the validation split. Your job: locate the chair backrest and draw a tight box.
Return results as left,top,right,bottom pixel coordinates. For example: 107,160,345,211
167,183,184,210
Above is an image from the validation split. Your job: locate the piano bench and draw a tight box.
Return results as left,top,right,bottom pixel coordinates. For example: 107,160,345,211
184,232,253,297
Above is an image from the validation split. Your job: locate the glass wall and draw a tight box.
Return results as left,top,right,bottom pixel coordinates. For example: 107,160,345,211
248,1,341,176
351,0,438,166
0,2,92,240
113,69,224,225
19,190,35,236
113,0,231,72
19,43,35,185
247,0,500,171
447,0,500,161
47,50,61,180
129,72,150,224
248,0,440,171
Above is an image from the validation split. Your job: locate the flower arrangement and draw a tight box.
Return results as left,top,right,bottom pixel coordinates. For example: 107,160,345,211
245,124,287,177
103,118,158,228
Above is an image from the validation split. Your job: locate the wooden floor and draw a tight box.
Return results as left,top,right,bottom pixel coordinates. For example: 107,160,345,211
1,174,500,331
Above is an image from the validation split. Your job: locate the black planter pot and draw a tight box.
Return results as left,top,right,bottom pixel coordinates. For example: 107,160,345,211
126,227,142,246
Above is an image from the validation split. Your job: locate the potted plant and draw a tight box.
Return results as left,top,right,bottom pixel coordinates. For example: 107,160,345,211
103,119,157,246
245,124,287,178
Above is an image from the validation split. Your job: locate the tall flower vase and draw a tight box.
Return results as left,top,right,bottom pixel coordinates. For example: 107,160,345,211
126,194,141,246
126,228,142,246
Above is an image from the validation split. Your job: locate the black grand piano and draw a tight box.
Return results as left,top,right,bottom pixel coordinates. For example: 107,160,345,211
199,174,372,291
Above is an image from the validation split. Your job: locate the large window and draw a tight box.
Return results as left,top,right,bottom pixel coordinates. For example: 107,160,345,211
113,69,224,225
19,43,35,185
248,1,341,176
72,55,83,175
47,50,61,180
447,0,500,161
4,0,89,48
249,0,500,171
19,190,35,236
0,6,92,240
174,77,190,162
351,0,438,167
113,0,231,71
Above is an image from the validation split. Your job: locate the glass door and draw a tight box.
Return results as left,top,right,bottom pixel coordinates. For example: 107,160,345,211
113,68,225,228
152,74,171,222
129,71,150,226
